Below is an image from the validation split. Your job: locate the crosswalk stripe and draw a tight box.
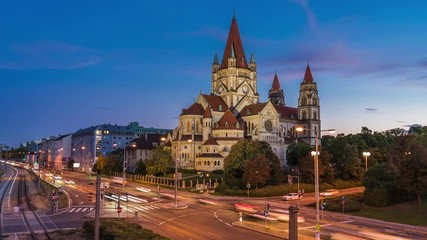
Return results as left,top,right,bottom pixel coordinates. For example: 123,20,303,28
82,208,88,212
69,208,76,213
134,206,147,211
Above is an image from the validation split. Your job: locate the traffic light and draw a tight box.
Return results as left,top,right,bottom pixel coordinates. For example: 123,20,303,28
267,203,270,211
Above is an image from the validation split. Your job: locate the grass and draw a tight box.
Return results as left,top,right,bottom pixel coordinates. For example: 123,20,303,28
318,193,427,226
350,198,427,226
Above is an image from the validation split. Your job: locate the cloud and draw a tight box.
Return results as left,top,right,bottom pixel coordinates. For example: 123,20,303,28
365,108,378,113
0,40,101,70
289,0,317,29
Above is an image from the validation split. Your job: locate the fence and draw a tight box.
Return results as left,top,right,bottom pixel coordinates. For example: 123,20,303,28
109,172,220,190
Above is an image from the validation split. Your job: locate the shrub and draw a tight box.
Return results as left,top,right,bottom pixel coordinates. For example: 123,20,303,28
332,180,362,189
212,169,224,174
363,186,390,207
215,182,229,193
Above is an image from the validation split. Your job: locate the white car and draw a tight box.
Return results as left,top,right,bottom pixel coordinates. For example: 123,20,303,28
320,189,339,197
283,193,300,201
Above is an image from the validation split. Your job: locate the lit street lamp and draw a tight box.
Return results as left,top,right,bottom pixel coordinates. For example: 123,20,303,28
363,152,371,172
296,126,335,240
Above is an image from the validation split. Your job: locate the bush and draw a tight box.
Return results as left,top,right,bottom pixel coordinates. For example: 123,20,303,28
215,182,229,193
363,186,392,207
82,219,169,240
212,169,224,174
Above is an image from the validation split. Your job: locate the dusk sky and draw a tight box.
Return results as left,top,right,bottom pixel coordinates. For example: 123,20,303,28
1,1,427,147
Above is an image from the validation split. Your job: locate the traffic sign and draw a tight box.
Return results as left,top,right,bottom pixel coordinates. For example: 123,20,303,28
117,207,122,213
264,211,268,217
315,223,320,232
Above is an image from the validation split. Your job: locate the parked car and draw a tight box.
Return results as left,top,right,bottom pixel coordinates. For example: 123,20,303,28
320,189,339,197
283,193,300,201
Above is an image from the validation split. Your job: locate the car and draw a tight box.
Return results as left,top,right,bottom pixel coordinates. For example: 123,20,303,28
283,193,300,201
320,189,339,197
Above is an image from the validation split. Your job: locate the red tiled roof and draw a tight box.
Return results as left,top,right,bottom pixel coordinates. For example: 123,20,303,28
213,109,243,130
239,102,268,117
202,94,228,112
202,137,219,145
181,103,204,115
271,73,281,90
274,105,298,119
220,16,248,69
303,64,314,84
203,107,212,118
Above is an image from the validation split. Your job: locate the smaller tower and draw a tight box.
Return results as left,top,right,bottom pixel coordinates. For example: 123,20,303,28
202,107,213,141
249,52,256,71
268,72,285,106
212,53,219,73
298,64,321,145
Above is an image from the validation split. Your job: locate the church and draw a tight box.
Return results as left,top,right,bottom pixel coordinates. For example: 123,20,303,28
166,16,321,171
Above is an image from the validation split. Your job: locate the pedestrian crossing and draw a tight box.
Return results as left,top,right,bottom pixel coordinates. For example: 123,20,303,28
68,207,94,213
130,205,160,212
66,204,160,213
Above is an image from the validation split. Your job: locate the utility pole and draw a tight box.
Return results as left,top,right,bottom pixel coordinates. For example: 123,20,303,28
94,170,101,240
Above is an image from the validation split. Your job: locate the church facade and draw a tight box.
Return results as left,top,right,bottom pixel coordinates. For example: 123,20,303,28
166,16,321,171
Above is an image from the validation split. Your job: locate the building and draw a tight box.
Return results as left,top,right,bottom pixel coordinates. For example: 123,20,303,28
71,122,171,172
126,133,164,173
169,16,320,171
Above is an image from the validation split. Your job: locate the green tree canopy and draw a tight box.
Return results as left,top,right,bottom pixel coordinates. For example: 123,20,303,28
145,147,173,176
224,139,282,188
243,155,270,189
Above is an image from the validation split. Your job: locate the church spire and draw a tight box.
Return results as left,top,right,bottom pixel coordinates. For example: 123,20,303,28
220,16,248,69
213,53,218,65
303,64,314,83
268,72,285,106
271,72,281,90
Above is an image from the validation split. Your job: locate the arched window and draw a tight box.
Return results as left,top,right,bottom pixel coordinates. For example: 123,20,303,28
313,111,318,120
302,111,307,120
187,121,191,132
219,105,222,111
225,122,229,128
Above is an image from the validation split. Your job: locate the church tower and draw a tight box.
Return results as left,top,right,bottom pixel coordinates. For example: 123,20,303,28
298,64,321,145
268,72,285,106
211,15,258,112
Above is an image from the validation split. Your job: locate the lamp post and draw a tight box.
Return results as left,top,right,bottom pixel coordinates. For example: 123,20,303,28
174,157,179,208
296,126,335,240
363,152,371,172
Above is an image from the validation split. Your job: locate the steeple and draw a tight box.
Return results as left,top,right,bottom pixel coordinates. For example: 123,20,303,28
249,52,256,71
220,16,248,69
271,72,281,90
268,72,285,106
303,64,314,83
250,52,255,64
213,53,218,65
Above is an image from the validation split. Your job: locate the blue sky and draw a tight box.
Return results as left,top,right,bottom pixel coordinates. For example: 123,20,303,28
1,0,427,147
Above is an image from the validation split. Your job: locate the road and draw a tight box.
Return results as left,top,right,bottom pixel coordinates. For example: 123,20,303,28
1,163,427,239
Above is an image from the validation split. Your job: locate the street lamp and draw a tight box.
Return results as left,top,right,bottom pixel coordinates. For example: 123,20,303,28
363,152,371,172
296,126,335,240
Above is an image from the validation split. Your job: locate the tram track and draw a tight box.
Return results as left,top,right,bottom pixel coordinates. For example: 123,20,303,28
18,174,53,240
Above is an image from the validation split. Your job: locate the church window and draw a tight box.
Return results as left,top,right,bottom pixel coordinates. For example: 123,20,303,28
226,133,228,137
302,111,307,120
236,122,239,128
313,111,317,120
219,105,222,111
247,109,251,115
206,148,209,152
213,148,216,152
187,121,191,132
225,122,229,128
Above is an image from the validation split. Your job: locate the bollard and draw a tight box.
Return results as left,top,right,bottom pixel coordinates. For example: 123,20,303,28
288,205,299,240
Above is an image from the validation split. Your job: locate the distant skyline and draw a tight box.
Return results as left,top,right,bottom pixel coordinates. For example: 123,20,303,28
1,1,427,147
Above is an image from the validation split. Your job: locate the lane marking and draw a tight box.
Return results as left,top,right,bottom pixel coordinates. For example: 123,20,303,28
225,223,232,227
340,220,353,223
207,231,223,239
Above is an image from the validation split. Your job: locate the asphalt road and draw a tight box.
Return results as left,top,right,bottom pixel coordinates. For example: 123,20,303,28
2,166,427,240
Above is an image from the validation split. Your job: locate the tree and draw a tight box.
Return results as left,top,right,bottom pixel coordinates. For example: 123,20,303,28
224,139,282,188
299,151,334,184
134,161,147,175
243,155,270,189
398,143,427,209
145,147,173,176
286,143,311,167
